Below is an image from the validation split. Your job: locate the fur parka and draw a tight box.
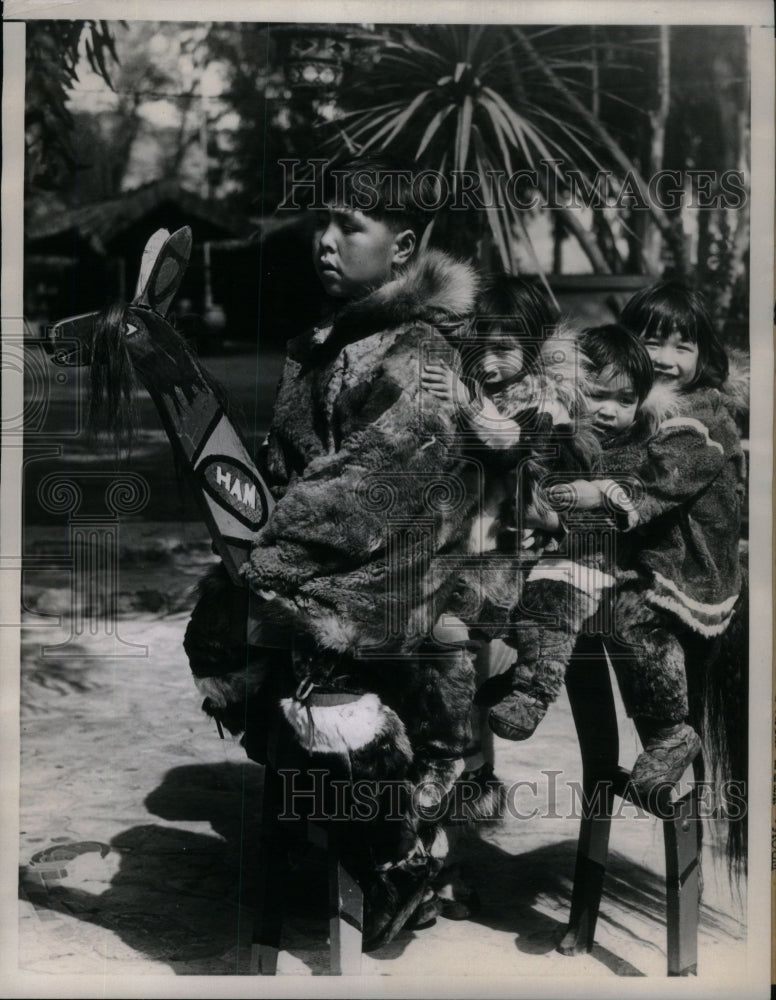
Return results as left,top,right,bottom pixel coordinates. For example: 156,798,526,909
599,353,749,637
242,248,484,656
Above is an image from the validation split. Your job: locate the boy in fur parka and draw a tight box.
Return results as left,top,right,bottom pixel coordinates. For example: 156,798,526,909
185,156,488,945
243,161,483,773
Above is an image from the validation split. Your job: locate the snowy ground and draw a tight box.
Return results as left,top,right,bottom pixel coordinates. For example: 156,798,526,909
15,522,747,987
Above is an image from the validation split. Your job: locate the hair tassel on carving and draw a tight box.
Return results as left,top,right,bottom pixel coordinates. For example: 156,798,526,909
87,303,138,455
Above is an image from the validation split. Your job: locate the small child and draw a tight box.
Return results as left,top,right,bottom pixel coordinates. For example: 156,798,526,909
472,324,656,743
422,274,591,920
423,274,577,552
421,284,599,731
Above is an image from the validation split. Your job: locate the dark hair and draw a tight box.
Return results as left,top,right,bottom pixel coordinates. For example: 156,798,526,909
580,323,654,405
470,274,560,371
320,154,436,239
619,280,729,388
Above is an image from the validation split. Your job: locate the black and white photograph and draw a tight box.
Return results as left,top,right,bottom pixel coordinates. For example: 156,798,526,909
1,2,772,996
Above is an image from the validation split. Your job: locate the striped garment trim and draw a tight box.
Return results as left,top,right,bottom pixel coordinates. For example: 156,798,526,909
645,588,737,637
658,416,724,454
650,570,740,616
528,558,615,599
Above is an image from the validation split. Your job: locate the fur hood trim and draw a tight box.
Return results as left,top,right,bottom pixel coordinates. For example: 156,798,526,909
485,319,591,422
309,613,360,654
720,349,750,419
638,381,684,435
540,319,592,417
330,249,479,343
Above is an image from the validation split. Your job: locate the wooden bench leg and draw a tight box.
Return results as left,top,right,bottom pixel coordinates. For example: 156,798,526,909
251,764,285,974
664,789,700,976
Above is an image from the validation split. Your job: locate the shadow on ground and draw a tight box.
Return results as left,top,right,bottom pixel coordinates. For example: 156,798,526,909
20,762,270,973
19,761,744,976
426,831,744,977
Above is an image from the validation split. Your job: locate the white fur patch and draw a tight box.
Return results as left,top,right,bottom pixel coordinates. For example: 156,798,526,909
527,558,615,599
646,589,736,637
312,613,359,653
639,382,682,433
658,416,724,453
722,350,750,416
280,692,387,755
650,571,740,616
540,324,591,414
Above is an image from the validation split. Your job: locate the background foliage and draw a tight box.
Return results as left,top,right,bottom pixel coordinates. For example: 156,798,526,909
24,20,750,324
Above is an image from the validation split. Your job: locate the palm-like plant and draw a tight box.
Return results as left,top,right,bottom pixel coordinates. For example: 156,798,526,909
326,25,631,272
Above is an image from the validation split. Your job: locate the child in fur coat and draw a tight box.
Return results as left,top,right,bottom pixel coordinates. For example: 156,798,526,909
602,282,747,793
474,323,657,741
422,274,595,920
422,276,598,744
478,285,748,796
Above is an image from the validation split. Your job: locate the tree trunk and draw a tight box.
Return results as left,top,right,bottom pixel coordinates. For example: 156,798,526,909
714,32,750,321
510,26,687,275
643,26,671,272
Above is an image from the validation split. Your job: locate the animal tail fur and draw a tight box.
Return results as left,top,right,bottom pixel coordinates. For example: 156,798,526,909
690,561,748,881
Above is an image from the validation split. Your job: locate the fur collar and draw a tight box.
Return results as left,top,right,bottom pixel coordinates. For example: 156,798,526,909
335,248,479,337
540,319,593,416
301,249,479,369
638,381,684,435
637,348,750,435
719,349,750,419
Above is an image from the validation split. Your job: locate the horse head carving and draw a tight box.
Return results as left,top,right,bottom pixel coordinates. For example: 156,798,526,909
48,227,274,584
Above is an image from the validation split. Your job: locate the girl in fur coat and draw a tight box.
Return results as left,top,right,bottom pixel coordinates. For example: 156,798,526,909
603,282,748,794
421,274,595,920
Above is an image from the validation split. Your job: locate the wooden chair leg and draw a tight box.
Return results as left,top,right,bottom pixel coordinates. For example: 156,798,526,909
559,638,619,956
251,764,285,974
328,841,364,975
664,788,700,976
557,785,614,955
559,637,702,974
